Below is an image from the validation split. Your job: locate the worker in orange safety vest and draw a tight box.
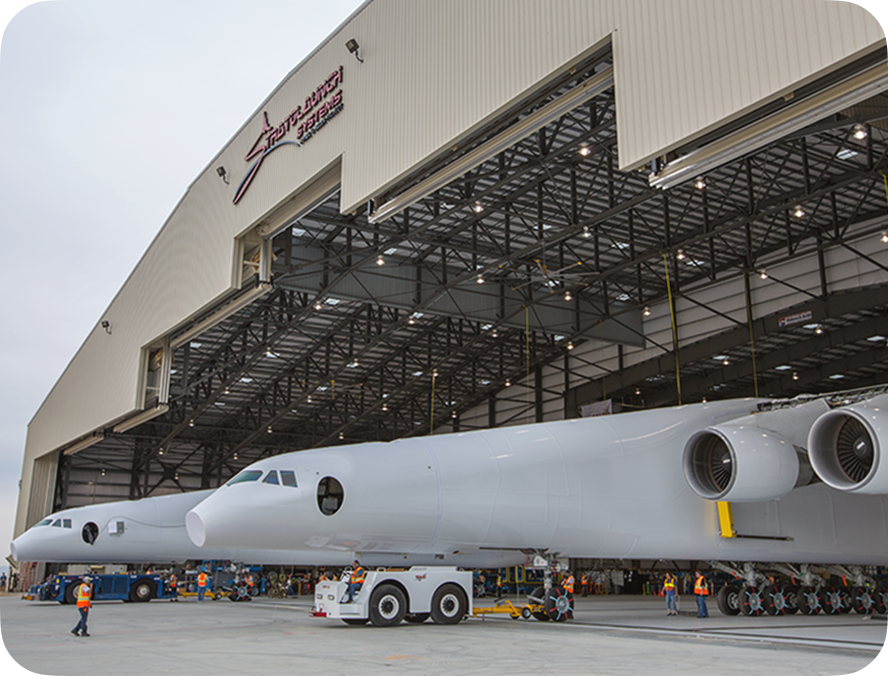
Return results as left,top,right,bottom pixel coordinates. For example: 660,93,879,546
580,572,589,597
562,572,575,595
345,560,365,603
197,571,209,602
71,577,92,637
694,571,710,618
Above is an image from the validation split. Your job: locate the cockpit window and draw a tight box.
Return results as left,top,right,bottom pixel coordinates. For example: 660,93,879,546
280,470,297,487
34,519,53,527
317,476,344,516
226,470,263,486
63,519,72,529
263,470,280,485
51,519,62,528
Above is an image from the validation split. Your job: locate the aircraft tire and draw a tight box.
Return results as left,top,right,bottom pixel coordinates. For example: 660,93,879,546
823,586,851,615
716,585,740,616
763,585,787,616
798,586,821,615
783,585,800,614
129,579,155,603
740,585,764,616
851,586,874,614
531,611,550,621
405,613,430,623
874,586,887,614
430,584,467,625
369,583,407,627
544,585,573,622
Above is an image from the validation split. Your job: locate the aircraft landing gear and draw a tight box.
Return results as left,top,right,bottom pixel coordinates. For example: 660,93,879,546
716,584,741,616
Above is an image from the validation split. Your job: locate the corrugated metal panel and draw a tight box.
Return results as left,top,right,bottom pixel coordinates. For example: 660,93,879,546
614,0,885,169
21,0,885,490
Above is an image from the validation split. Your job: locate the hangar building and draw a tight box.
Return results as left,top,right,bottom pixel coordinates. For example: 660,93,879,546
13,0,888,568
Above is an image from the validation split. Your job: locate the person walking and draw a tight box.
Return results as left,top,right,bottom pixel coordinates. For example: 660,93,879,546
664,572,678,615
694,570,710,617
71,577,92,637
580,572,589,597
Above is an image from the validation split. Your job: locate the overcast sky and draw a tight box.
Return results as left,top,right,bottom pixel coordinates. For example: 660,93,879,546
0,1,364,670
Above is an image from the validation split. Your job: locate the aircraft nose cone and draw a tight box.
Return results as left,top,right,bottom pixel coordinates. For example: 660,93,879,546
185,510,206,547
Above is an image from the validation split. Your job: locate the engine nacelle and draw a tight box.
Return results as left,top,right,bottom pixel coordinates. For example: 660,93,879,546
683,425,809,502
807,395,888,494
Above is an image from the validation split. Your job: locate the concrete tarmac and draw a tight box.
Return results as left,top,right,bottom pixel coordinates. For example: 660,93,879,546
1,593,885,676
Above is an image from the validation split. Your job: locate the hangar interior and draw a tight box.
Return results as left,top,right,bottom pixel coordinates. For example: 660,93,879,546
12,1,888,578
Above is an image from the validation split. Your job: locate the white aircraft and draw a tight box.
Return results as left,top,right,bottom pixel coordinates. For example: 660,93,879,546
9,489,361,566
183,392,888,616
10,483,518,569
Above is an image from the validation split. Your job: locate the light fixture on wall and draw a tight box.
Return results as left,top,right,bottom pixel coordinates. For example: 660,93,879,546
216,166,229,185
345,38,364,63
101,320,112,335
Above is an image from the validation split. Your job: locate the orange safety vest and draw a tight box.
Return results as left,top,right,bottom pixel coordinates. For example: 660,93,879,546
694,575,709,596
350,566,365,584
581,574,588,586
563,575,575,593
664,577,676,592
76,583,92,609
197,573,208,588
246,575,254,587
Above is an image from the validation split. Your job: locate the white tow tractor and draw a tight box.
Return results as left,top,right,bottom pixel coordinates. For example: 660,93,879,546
312,566,473,627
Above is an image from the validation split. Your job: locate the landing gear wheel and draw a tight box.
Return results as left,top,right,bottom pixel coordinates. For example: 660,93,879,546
341,618,369,625
874,586,888,615
430,583,467,625
716,585,741,616
798,585,821,615
405,613,430,623
763,585,788,616
531,611,550,621
369,584,407,627
823,586,850,615
129,579,155,603
783,585,800,614
544,585,574,622
851,586,875,615
740,585,765,616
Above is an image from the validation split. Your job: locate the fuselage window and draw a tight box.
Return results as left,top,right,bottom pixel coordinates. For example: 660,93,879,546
317,476,344,516
226,470,263,486
263,470,280,485
280,470,297,487
34,519,53,528
51,519,62,528
63,519,72,529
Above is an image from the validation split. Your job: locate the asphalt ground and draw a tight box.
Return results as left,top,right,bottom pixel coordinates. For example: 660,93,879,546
0,593,885,676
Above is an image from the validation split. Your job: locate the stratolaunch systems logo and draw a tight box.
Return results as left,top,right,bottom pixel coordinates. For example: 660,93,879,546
233,66,344,205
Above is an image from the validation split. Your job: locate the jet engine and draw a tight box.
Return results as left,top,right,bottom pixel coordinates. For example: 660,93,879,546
807,395,888,494
683,425,812,502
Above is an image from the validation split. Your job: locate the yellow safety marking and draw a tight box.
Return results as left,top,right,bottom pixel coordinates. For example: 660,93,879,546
717,501,736,538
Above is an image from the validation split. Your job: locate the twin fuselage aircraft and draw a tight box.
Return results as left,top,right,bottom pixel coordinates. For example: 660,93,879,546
12,391,888,614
